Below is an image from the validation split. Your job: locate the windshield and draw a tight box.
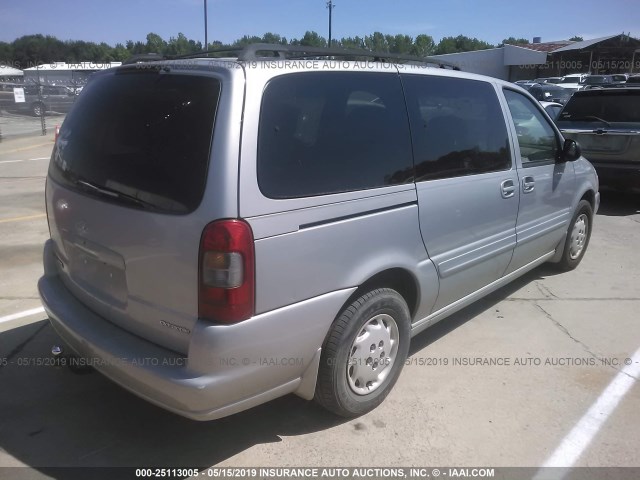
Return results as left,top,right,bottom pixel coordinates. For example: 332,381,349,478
560,76,581,84
558,92,640,123
49,70,221,214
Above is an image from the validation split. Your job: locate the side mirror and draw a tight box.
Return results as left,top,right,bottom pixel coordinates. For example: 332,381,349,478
562,138,582,162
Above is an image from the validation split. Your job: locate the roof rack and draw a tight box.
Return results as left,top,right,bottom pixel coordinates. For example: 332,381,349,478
120,44,460,70
238,43,459,70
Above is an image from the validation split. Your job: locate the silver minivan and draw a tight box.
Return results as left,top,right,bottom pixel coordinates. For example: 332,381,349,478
39,44,599,420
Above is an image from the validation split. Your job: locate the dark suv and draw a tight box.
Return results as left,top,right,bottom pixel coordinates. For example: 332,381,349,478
556,88,640,191
16,84,77,116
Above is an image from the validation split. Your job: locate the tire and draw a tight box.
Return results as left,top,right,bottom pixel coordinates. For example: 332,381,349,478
315,288,411,417
32,102,44,117
556,199,593,271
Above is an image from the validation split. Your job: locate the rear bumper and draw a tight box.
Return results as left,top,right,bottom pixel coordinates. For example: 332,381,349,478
39,240,353,421
590,162,640,190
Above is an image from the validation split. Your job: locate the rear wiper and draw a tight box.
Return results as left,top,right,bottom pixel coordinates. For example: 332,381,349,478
563,115,611,128
75,179,158,211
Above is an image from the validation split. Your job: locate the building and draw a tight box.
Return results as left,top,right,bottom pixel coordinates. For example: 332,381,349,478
511,33,640,79
0,65,24,82
430,34,640,81
430,44,547,81
22,61,122,87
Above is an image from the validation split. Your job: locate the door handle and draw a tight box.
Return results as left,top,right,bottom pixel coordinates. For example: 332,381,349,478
500,179,516,199
522,176,535,193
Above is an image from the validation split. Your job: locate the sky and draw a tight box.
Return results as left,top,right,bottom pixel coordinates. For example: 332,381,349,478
1,0,638,47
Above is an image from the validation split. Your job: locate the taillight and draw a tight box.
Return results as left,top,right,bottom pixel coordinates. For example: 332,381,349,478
198,219,255,323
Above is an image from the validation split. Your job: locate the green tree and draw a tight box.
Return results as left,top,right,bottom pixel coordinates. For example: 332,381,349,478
364,32,389,52
387,34,413,54
296,31,327,47
145,33,167,54
125,40,146,55
233,35,263,47
339,36,365,49
569,36,584,42
111,43,130,62
1,30,506,67
500,37,529,46
411,34,436,56
166,33,198,56
261,32,288,45
435,35,494,54
0,41,14,63
12,34,66,67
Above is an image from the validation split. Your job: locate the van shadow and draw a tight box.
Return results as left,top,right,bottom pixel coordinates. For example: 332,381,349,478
0,267,551,476
0,321,343,475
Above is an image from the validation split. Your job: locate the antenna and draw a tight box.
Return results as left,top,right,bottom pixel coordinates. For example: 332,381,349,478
326,1,335,47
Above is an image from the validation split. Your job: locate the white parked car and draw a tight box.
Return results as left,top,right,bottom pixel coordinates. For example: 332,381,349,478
558,74,587,90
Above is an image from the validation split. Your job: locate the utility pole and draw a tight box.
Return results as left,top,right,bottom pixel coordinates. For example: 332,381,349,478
326,1,335,47
204,0,208,49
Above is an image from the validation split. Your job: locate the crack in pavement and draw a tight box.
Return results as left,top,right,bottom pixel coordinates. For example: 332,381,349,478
535,281,559,299
535,302,638,381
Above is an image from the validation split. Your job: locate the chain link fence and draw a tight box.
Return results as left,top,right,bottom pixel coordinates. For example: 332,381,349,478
0,81,75,141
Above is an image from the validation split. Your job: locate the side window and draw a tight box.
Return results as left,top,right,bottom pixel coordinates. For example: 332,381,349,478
503,89,559,166
401,75,511,182
257,72,413,199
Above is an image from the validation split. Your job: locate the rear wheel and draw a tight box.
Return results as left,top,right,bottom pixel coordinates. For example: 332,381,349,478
556,199,593,271
315,288,410,417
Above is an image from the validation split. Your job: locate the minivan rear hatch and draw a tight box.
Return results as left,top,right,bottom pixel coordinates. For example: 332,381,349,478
46,66,221,354
556,89,640,162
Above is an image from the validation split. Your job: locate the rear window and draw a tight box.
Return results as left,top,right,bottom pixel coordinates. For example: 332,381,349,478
49,70,221,214
558,91,640,123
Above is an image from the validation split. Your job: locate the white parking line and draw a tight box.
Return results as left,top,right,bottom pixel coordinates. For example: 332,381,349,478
0,157,49,164
535,347,640,477
0,306,45,325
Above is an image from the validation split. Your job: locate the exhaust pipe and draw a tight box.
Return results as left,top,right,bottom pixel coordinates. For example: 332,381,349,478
51,345,94,374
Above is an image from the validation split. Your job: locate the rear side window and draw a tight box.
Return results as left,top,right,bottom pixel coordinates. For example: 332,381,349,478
49,70,220,214
402,75,511,181
257,72,413,198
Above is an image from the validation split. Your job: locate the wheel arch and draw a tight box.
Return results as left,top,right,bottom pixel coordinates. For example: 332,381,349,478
580,189,596,211
550,194,594,265
340,267,420,321
295,267,422,402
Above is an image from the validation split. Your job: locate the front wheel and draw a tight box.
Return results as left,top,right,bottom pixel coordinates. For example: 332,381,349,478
314,288,410,417
556,199,593,271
